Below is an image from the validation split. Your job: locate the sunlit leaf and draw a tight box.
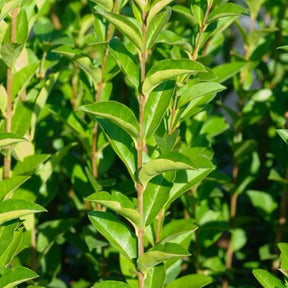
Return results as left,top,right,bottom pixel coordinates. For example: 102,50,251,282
253,269,286,288
147,0,173,24
0,133,28,148
277,129,288,145
166,274,213,288
212,62,247,83
92,281,131,288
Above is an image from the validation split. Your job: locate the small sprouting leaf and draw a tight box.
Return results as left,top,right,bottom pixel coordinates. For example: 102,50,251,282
146,8,171,51
253,269,286,288
109,38,140,89
137,243,190,274
86,191,142,229
97,118,137,182
78,101,140,140
277,129,288,145
0,133,28,148
98,11,142,51
143,80,175,138
212,62,247,83
207,3,248,24
0,199,47,225
165,274,213,288
139,152,196,187
0,266,38,288
88,211,137,260
92,281,131,288
147,0,173,24
142,59,206,97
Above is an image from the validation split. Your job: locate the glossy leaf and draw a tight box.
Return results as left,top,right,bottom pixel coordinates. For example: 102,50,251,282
143,80,175,138
137,243,190,273
212,62,247,83
86,191,142,229
109,38,140,89
143,173,173,226
142,59,206,97
253,269,286,288
147,0,173,24
277,129,288,145
0,133,28,148
166,274,213,288
0,175,30,202
88,211,137,260
97,118,137,182
139,152,197,187
92,281,131,288
207,3,248,24
145,264,166,288
146,8,171,51
98,11,142,50
0,266,38,288
0,199,46,225
78,101,140,140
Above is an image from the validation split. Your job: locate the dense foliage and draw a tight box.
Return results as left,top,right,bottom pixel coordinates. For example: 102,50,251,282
0,0,288,287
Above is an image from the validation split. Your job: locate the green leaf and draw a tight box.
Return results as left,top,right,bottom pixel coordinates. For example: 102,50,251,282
13,154,50,176
15,9,28,43
0,43,23,68
88,211,137,260
0,175,30,202
0,133,28,148
207,3,248,24
145,264,166,288
143,173,173,226
53,46,101,87
92,281,131,288
139,152,197,187
0,266,38,288
277,129,288,145
253,269,286,288
109,38,140,89
178,82,226,108
78,101,140,140
147,0,173,24
279,243,288,277
172,5,197,26
146,8,171,51
143,59,206,97
278,45,288,52
0,199,46,225
137,243,190,274
212,62,247,83
98,11,142,51
97,118,137,182
245,0,265,18
86,191,142,229
165,274,213,288
89,0,113,11
143,80,175,138
13,62,40,98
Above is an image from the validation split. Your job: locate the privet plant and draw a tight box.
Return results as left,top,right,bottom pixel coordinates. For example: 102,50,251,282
0,0,288,288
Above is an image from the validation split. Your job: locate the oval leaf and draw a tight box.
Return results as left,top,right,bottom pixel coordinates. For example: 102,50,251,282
86,191,142,229
88,211,137,260
0,133,28,148
166,274,213,288
142,59,206,96
139,152,197,187
147,0,173,24
137,243,190,274
98,11,142,51
78,101,140,140
0,199,46,225
109,38,140,89
253,269,286,288
92,281,131,288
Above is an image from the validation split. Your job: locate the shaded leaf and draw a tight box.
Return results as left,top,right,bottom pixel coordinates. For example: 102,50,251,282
88,211,137,260
145,264,166,288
